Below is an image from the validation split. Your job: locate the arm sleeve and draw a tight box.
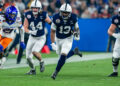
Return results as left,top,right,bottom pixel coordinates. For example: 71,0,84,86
19,26,24,42
51,22,56,30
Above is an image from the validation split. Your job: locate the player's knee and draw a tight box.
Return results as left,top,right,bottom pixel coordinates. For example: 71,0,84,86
27,57,32,62
59,54,67,61
32,51,38,56
61,53,67,56
112,57,119,66
32,51,36,55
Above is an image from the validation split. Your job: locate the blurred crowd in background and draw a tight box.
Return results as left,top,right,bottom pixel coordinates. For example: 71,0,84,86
1,0,120,18
7,0,120,18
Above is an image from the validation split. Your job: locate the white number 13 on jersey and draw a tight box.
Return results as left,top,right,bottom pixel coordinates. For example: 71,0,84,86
30,22,42,30
59,26,71,34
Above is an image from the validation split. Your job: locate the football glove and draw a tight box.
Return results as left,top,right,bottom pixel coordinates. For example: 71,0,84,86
20,42,26,50
73,32,80,40
51,43,56,51
29,30,37,35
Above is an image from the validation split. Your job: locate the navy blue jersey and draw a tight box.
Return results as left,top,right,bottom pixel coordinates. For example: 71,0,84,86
25,11,47,37
52,13,78,39
111,15,120,30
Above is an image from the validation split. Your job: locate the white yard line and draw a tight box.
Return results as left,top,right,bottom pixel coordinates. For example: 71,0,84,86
2,53,112,69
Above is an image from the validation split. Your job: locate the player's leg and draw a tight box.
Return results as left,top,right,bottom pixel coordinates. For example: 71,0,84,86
5,33,20,57
32,35,46,72
0,35,4,60
17,33,29,64
26,36,36,75
0,37,12,67
0,44,3,68
17,46,23,64
51,38,72,79
67,47,82,59
108,39,120,77
51,39,61,79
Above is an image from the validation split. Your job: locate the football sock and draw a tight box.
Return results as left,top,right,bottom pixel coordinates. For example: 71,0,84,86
27,58,35,70
113,66,118,72
66,50,74,59
1,57,6,65
112,57,119,72
56,55,66,72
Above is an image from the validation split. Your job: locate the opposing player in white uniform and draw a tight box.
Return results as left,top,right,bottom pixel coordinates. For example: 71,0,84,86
0,5,25,67
51,3,81,79
108,8,120,77
24,0,52,75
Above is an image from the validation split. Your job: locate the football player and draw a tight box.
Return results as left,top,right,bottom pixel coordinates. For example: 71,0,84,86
24,0,52,75
51,3,81,80
108,8,120,77
0,5,25,68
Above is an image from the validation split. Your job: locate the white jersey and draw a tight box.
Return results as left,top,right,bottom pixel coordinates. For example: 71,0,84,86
0,14,22,39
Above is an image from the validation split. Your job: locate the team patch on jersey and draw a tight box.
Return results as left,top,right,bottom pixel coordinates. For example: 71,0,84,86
56,19,60,24
114,19,119,24
40,16,43,19
27,15,31,19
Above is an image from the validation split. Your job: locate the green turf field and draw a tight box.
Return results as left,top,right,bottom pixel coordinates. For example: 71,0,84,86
0,58,120,86
8,51,104,59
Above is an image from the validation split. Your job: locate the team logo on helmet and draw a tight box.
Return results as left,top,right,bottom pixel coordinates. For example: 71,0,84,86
27,15,31,19
56,19,60,24
114,19,119,24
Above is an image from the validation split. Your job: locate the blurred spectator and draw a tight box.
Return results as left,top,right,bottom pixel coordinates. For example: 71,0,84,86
55,0,61,8
97,0,105,14
108,1,115,17
87,0,97,6
4,0,15,8
91,10,98,18
42,0,49,11
78,1,87,17
99,9,110,18
3,0,120,19
16,0,25,13
88,4,97,16
27,0,33,8
47,1,56,16
112,0,119,6
81,9,91,18
72,6,79,15
22,0,29,8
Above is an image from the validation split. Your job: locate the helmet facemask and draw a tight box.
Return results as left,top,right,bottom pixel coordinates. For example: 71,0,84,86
60,11,71,19
30,0,42,15
59,3,72,19
31,7,40,15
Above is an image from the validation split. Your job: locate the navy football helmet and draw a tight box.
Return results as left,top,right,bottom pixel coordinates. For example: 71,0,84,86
5,6,18,22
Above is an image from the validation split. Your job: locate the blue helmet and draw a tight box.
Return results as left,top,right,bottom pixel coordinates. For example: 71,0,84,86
5,6,18,22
